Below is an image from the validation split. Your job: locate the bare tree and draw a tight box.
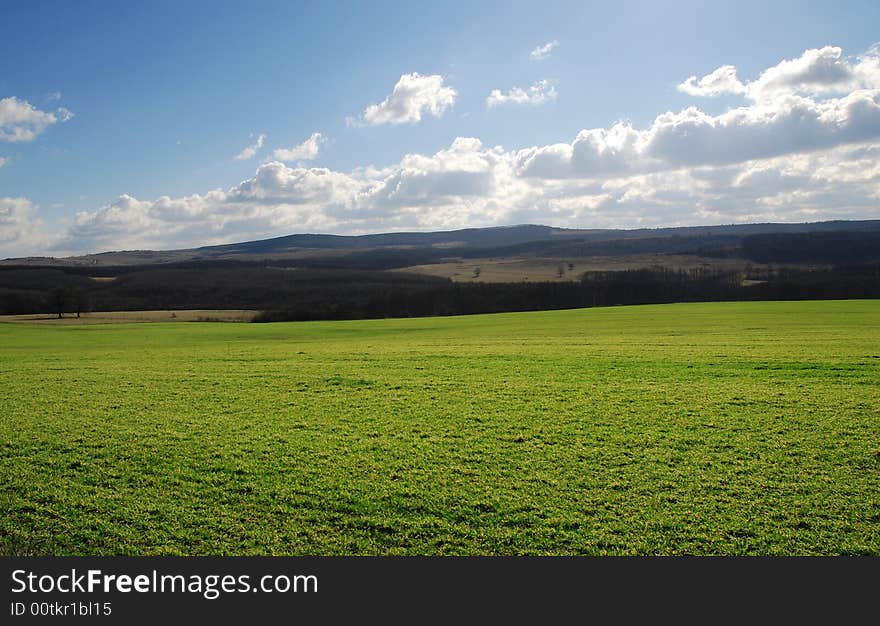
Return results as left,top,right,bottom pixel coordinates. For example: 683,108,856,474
48,287,68,319
71,288,90,318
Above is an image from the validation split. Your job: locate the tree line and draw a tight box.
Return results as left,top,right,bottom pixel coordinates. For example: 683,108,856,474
1,264,878,321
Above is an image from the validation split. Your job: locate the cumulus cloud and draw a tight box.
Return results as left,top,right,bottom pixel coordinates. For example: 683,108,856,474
530,40,558,61
57,137,526,252
0,97,73,143
678,44,880,101
0,156,7,168
349,73,457,126
678,65,747,97
49,138,880,256
515,122,649,179
271,132,325,162
487,80,558,108
0,197,58,258
645,91,880,166
368,137,506,210
748,45,866,99
519,45,880,180
234,133,266,160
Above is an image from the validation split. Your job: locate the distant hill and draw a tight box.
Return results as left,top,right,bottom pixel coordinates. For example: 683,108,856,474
4,220,880,267
197,224,581,254
185,220,880,257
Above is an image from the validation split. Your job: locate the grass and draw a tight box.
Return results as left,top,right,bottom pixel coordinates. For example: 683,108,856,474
1,300,878,555
0,309,257,324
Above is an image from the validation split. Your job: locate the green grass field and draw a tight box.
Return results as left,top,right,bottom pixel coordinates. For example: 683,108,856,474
1,300,878,555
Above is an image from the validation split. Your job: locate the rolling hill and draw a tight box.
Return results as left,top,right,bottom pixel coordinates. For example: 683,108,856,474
4,219,880,268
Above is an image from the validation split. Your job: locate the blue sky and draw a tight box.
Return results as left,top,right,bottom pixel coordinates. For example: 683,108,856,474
2,0,879,256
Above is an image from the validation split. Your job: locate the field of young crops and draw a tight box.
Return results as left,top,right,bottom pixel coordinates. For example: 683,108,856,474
1,300,878,555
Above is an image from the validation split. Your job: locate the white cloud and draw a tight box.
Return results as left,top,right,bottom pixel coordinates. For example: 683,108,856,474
0,157,7,168
487,80,558,108
350,73,457,126
57,107,74,123
0,197,58,258
271,132,325,162
679,44,880,101
368,137,505,210
646,91,880,166
515,122,649,178
234,133,266,160
0,97,72,143
57,138,525,252
50,136,880,256
518,65,880,179
530,40,558,61
749,45,860,99
678,65,747,97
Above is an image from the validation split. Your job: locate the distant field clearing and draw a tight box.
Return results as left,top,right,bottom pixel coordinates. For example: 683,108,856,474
0,309,258,324
397,255,756,282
